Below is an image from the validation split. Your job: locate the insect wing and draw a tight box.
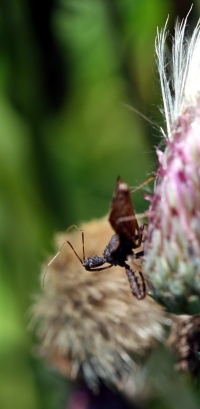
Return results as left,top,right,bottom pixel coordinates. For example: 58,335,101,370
109,177,139,242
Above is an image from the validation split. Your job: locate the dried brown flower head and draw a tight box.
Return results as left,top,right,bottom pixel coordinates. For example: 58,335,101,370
31,217,166,390
168,314,200,378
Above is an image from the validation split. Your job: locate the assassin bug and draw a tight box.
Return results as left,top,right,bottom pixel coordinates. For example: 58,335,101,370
103,177,148,299
43,176,155,299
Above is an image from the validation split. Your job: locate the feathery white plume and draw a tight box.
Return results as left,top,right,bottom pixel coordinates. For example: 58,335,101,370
155,9,200,137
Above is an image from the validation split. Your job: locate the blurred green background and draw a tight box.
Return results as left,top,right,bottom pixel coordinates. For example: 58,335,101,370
0,1,200,408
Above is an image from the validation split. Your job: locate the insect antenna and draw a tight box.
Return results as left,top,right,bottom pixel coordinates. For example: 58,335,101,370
42,224,84,287
130,174,156,195
66,240,83,264
122,103,161,131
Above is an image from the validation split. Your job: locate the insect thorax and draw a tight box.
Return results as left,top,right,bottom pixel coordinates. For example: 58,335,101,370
103,234,134,267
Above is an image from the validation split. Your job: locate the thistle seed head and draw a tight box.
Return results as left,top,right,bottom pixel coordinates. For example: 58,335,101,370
30,217,166,391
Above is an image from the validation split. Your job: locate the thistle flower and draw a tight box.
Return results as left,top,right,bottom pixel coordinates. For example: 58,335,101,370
31,217,166,393
143,14,200,315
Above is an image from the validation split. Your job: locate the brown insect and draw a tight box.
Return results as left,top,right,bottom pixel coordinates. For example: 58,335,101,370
103,177,147,299
43,176,154,299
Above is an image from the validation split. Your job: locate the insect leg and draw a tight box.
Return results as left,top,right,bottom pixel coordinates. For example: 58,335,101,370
125,263,146,300
137,222,148,245
139,271,146,299
88,264,113,272
135,250,144,259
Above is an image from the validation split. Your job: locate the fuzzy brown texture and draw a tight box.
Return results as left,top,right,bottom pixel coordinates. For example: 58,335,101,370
168,314,200,378
31,217,167,390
